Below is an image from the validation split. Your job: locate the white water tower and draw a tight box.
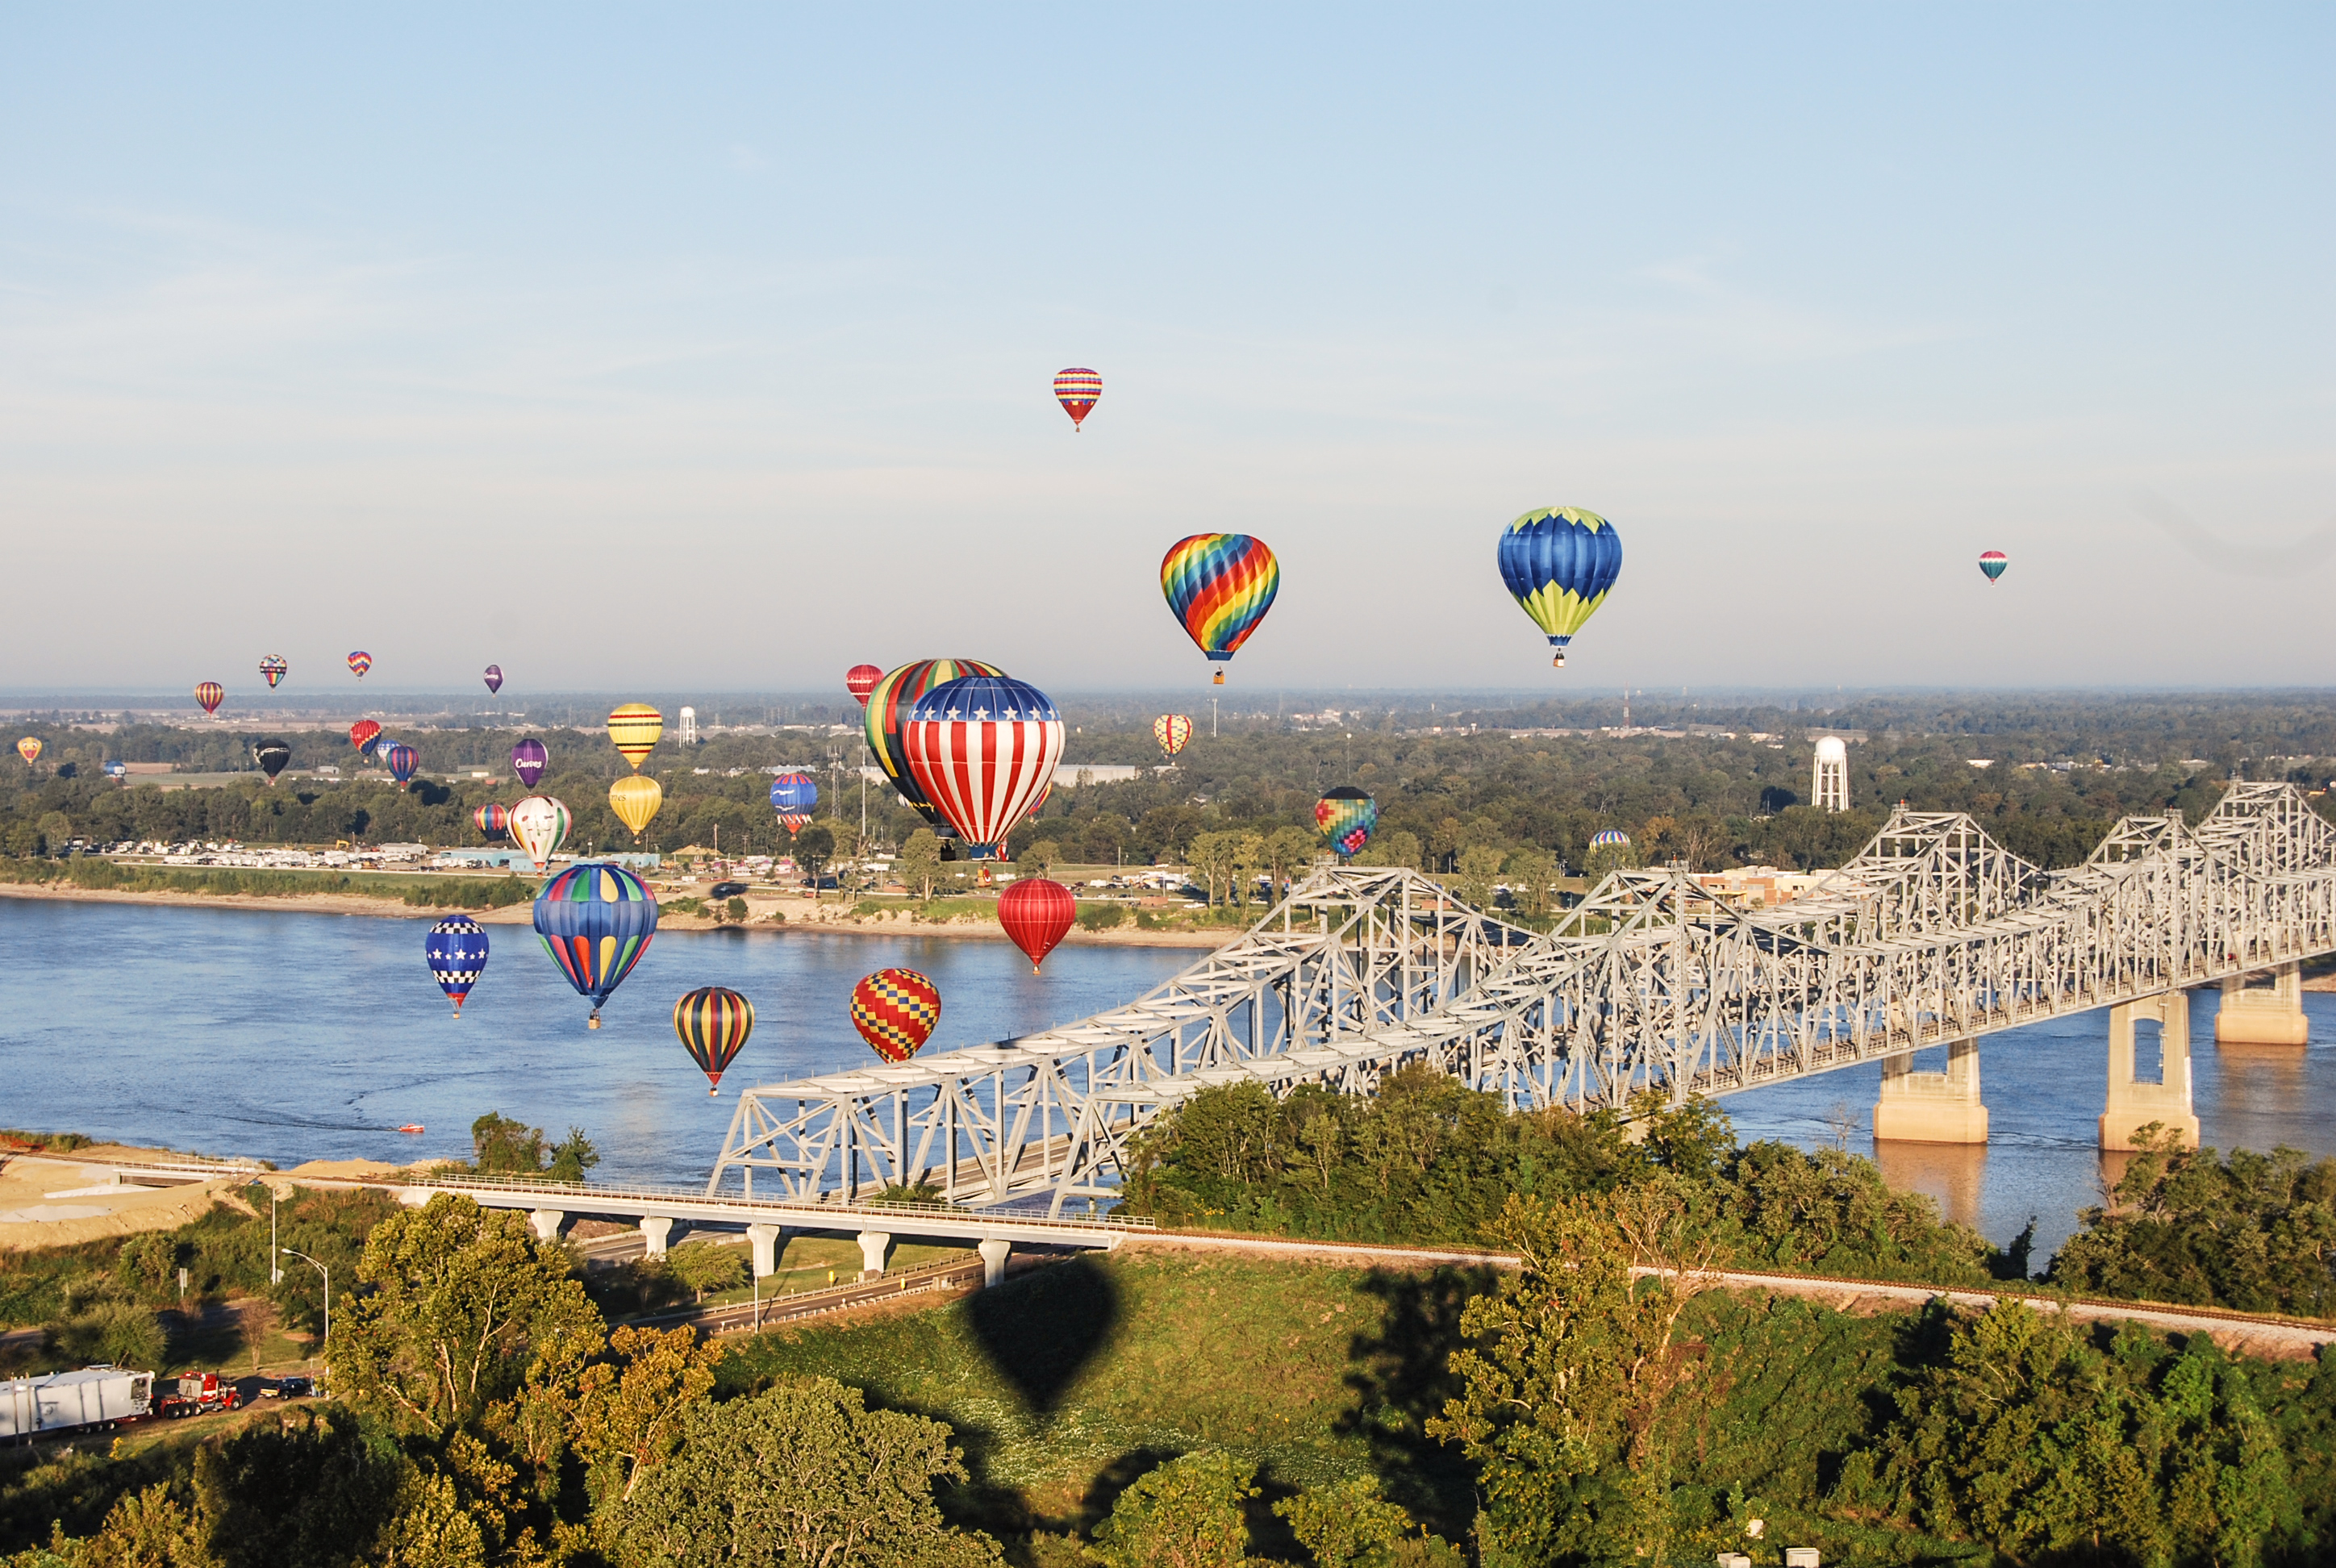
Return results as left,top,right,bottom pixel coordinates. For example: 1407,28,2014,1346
1812,736,1849,813
678,706,699,746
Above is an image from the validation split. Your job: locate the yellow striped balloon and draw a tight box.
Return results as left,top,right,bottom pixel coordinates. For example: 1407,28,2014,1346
607,703,663,770
609,774,662,841
673,986,755,1093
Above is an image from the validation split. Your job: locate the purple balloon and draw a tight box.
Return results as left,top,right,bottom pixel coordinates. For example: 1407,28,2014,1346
483,664,503,694
511,738,548,789
385,743,419,786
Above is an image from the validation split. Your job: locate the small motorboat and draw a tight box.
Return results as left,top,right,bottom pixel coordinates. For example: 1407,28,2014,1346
396,1124,425,1135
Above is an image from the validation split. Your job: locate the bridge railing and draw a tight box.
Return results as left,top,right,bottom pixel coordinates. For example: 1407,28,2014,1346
403,1173,1160,1232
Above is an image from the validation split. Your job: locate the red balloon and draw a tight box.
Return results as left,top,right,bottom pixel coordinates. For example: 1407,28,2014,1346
845,664,882,707
349,719,382,755
998,877,1075,974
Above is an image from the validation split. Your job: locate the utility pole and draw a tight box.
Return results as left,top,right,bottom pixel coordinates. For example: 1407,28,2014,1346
1212,695,1218,738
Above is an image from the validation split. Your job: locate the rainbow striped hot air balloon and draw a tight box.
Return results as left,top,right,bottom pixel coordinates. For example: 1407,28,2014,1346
864,659,1005,835
534,862,658,1028
1053,367,1102,430
194,682,225,716
259,655,288,689
1498,507,1623,669
385,743,419,787
674,986,755,1093
347,651,372,679
1979,550,2008,582
1315,786,1378,858
1153,714,1193,758
1161,534,1279,686
474,803,509,840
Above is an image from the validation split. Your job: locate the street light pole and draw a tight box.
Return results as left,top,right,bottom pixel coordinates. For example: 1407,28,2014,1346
280,1248,330,1390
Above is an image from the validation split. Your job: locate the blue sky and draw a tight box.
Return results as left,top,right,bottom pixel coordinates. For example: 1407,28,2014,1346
1,7,2330,697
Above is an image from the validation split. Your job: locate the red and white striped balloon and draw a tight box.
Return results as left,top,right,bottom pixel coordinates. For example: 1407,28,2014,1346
900,675,1063,860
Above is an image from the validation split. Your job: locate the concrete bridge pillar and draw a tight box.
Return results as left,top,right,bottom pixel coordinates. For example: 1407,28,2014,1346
1872,1038,1988,1144
2216,962,2309,1047
744,1224,787,1278
977,1239,1012,1287
528,1209,565,1243
2101,991,2201,1152
857,1231,892,1278
638,1217,675,1258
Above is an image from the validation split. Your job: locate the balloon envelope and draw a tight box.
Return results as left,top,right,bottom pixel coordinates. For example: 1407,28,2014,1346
674,986,755,1092
259,656,288,689
384,743,419,786
349,720,382,756
998,877,1075,973
426,917,490,1015
15,737,40,766
1589,829,1631,849
510,794,571,872
770,772,818,836
1161,535,1279,678
609,774,663,840
511,739,549,790
1153,715,1192,757
483,664,503,693
1497,507,1622,666
1053,367,1102,429
254,740,291,782
845,665,882,707
1315,786,1377,858
347,651,372,679
863,659,1005,833
1979,550,2008,582
902,675,1065,859
607,704,662,770
850,968,941,1063
194,682,225,716
474,803,509,840
534,863,658,1027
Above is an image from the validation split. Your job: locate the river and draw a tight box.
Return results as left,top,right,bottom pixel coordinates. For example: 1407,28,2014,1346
4,898,2332,1265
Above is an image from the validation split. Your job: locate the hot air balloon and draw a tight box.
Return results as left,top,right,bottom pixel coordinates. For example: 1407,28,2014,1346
850,968,940,1063
511,739,549,790
194,682,225,716
769,772,819,836
534,862,658,1028
426,917,490,1015
1161,534,1279,685
607,704,662,771
510,795,571,873
1497,507,1623,669
1053,367,1102,431
474,803,509,840
1315,786,1377,858
483,665,503,694
998,877,1075,974
901,675,1065,860
254,740,292,784
864,659,1005,834
1153,714,1193,758
674,986,755,1094
15,737,40,767
1588,829,1631,851
103,761,126,781
845,665,882,707
347,651,372,679
349,720,382,757
1979,550,2008,582
609,774,662,842
259,655,288,689
385,743,419,787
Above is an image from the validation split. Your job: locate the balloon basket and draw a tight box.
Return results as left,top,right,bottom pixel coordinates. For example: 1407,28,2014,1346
1212,672,1224,686
1551,653,1566,668
588,1015,602,1031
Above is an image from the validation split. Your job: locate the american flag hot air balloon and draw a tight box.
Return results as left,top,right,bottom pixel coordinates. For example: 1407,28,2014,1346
1053,367,1102,430
901,675,1065,860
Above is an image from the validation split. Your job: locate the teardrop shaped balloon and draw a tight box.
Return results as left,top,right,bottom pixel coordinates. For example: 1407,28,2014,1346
998,877,1075,974
901,675,1064,859
607,703,663,771
254,739,292,783
426,917,490,1015
510,794,571,872
1161,534,1279,684
349,720,382,757
674,986,755,1093
850,968,941,1063
511,738,549,790
259,655,288,689
845,665,882,707
609,774,663,841
1497,507,1622,669
863,659,1005,834
385,743,419,787
474,803,509,840
533,862,658,1028
1315,786,1377,858
770,772,819,836
1979,550,2008,582
194,682,225,716
482,664,503,694
347,651,372,679
1153,715,1192,758
1053,367,1102,430
15,737,41,766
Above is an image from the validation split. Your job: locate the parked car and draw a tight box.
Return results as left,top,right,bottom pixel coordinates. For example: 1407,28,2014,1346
709,881,749,899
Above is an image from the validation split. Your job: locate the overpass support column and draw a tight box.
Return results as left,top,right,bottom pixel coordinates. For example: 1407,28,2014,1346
1872,1038,1988,1144
2216,963,2309,1047
528,1210,565,1243
857,1231,891,1279
976,1239,1012,1287
637,1217,674,1258
744,1224,787,1279
2101,991,2202,1152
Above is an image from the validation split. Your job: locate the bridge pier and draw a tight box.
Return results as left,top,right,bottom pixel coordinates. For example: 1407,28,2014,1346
977,1239,1012,1287
744,1224,788,1278
528,1209,565,1243
857,1231,891,1278
1872,1039,1988,1144
2216,962,2309,1047
638,1217,675,1258
2100,991,2201,1152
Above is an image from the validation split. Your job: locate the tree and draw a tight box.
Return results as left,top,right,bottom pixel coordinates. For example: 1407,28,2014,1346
664,1241,745,1303
1262,825,1317,896
1501,848,1557,917
573,1324,724,1505
467,1112,598,1182
609,1376,1003,1567
193,1407,403,1568
1448,844,1504,911
1359,828,1420,873
896,829,943,900
796,823,836,899
1089,1450,1257,1568
1273,1474,1433,1568
1228,831,1264,907
73,1484,214,1568
1016,839,1060,882
332,1194,605,1438
1186,832,1240,907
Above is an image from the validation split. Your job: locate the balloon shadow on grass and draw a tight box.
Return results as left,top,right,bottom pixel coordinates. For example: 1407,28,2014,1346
1338,1264,1497,1543
966,1251,1122,1416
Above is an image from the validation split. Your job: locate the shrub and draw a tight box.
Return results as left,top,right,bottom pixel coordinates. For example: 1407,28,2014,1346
1076,901,1128,931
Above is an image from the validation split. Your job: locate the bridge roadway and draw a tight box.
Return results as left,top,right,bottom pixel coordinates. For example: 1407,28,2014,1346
710,782,2336,1215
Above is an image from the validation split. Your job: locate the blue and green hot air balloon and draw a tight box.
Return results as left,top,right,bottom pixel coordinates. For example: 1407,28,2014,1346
1497,507,1622,669
534,862,659,1028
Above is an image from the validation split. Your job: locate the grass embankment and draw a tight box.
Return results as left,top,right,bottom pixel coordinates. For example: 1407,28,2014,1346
0,856,532,909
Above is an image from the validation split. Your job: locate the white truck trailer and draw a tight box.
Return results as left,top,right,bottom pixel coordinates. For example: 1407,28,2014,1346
1,1366,156,1440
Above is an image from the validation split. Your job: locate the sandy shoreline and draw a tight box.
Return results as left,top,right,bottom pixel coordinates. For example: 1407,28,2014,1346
0,879,1245,949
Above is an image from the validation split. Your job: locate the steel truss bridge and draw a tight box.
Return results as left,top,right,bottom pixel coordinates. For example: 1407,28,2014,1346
710,782,2336,1216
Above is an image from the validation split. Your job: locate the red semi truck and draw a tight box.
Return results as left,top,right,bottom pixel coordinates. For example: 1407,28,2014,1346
156,1372,241,1419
